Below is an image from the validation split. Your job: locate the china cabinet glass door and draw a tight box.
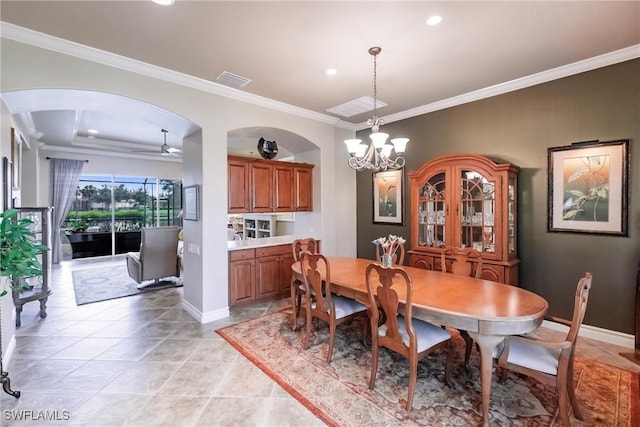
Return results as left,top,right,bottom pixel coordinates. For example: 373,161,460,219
507,177,517,255
459,169,496,254
417,172,446,248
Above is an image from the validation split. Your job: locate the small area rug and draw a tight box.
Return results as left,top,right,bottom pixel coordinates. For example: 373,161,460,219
71,263,178,305
217,309,639,426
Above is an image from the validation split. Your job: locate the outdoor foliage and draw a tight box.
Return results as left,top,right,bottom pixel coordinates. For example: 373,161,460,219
63,210,146,232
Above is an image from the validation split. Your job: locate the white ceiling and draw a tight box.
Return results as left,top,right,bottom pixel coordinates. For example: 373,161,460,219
0,1,639,159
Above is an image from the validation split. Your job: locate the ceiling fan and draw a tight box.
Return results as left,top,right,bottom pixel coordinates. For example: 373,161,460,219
132,129,181,156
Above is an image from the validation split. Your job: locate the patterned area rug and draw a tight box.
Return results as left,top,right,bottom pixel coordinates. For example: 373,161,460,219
71,263,179,305
217,309,639,427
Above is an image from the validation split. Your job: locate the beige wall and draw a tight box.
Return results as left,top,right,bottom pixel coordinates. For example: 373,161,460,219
0,38,358,327
1,101,15,361
356,58,640,334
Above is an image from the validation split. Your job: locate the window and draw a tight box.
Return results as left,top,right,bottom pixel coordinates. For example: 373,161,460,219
63,175,181,258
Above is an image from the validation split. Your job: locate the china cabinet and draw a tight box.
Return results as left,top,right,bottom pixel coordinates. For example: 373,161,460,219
12,207,53,327
408,155,520,285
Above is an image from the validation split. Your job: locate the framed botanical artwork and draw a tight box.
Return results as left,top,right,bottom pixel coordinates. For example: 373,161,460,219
373,169,403,225
547,139,629,236
183,185,199,221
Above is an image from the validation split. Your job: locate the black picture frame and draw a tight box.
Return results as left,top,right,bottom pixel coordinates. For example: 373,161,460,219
547,139,629,236
183,185,199,221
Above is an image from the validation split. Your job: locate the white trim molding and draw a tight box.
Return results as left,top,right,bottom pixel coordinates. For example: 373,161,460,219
2,21,637,133
181,299,230,324
0,21,347,129
363,44,640,130
543,319,635,349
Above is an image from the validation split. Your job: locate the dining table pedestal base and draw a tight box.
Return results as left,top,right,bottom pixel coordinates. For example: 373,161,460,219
468,333,505,427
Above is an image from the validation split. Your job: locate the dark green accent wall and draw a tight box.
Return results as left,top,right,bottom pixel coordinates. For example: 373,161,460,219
356,58,640,334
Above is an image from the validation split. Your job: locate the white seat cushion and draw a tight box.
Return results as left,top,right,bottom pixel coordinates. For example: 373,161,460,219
380,315,451,352
332,295,367,319
497,338,561,376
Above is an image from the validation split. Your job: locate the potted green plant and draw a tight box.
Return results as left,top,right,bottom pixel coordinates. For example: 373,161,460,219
1,209,49,296
1,208,49,398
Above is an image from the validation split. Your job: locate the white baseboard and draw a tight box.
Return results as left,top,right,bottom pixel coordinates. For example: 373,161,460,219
542,320,635,348
181,299,230,324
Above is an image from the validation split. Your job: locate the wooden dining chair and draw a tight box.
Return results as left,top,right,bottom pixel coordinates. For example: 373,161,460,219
440,246,483,278
299,252,368,363
440,246,483,368
365,263,453,411
495,272,592,427
375,241,406,265
291,238,319,330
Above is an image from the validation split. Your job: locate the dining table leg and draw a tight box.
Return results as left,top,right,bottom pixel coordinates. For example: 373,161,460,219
468,333,504,427
290,274,299,330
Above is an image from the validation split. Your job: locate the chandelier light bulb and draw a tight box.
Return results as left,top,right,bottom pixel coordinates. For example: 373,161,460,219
370,132,389,150
391,138,409,154
381,144,393,158
344,139,362,155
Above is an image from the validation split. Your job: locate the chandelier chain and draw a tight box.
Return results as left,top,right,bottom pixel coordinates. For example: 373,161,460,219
372,52,377,120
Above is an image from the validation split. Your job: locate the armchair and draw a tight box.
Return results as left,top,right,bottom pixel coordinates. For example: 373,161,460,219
126,226,182,290
495,272,593,426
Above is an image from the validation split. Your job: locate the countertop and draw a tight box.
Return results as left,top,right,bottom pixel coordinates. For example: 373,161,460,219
227,235,298,251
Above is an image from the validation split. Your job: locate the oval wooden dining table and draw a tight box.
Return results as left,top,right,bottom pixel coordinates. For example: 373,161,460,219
292,257,549,427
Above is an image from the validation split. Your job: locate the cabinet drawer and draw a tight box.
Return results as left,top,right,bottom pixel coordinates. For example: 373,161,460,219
256,244,291,258
229,249,256,262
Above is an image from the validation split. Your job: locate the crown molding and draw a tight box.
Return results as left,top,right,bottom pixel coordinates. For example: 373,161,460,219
2,22,638,133
0,21,348,129
357,44,640,130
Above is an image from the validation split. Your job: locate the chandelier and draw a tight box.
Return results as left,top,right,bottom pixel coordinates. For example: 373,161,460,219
344,47,409,172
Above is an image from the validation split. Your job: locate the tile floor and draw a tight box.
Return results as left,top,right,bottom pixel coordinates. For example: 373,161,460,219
1,256,638,426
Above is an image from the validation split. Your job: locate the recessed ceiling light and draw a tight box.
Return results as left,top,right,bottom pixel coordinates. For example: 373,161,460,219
88,129,98,134
326,68,337,76
152,0,175,6
426,15,442,26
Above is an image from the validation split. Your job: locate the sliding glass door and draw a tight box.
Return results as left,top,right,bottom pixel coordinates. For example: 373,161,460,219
63,175,181,259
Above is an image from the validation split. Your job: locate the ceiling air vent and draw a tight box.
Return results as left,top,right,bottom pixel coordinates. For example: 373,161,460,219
216,71,252,88
326,96,387,118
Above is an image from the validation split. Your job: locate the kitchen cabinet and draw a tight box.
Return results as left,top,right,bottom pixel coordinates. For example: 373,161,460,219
12,207,53,327
294,166,313,211
228,158,250,213
408,154,520,285
250,162,273,212
229,249,256,304
229,244,295,305
228,156,313,213
273,164,294,212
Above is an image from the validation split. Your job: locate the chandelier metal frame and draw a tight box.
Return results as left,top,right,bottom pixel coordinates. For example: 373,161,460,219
344,47,409,172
